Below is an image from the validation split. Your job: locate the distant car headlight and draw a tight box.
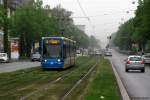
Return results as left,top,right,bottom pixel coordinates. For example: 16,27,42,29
58,59,61,62
45,60,47,62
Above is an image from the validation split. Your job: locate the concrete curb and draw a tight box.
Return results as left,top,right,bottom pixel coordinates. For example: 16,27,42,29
110,61,130,100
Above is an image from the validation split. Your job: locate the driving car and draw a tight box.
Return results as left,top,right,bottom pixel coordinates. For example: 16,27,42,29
142,55,150,64
31,52,41,61
0,53,9,63
125,55,145,72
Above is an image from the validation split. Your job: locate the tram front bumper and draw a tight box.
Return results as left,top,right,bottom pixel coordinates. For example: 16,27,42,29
41,61,64,68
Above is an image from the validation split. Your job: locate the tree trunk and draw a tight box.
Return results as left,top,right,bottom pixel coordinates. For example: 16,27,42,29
26,40,32,57
3,0,10,57
19,33,26,58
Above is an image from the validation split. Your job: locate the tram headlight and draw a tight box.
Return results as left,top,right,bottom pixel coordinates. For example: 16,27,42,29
45,60,47,62
58,59,61,62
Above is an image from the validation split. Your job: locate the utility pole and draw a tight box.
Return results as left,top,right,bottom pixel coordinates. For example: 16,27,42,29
3,0,9,55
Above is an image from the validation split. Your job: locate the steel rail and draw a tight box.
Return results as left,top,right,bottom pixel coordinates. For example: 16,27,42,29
61,62,98,100
20,58,91,100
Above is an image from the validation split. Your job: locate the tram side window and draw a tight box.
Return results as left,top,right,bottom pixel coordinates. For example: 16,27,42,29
71,45,74,57
63,45,67,58
43,44,47,56
66,45,70,57
69,45,71,57
70,45,72,57
73,45,76,57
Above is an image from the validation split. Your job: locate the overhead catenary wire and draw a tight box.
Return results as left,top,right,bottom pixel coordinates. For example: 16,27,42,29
76,0,88,19
72,8,135,33
74,0,135,35
72,9,136,18
75,0,95,34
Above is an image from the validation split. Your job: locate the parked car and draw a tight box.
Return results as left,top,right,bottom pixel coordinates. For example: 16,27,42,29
142,55,150,64
31,52,41,61
125,55,145,72
104,51,112,56
0,53,9,63
95,50,102,56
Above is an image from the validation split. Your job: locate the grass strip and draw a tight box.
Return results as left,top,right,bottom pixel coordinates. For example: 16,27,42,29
83,58,121,100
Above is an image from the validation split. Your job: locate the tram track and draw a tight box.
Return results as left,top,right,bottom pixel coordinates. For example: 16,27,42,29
0,57,90,99
34,58,98,100
20,70,75,100
60,62,98,100
20,57,94,100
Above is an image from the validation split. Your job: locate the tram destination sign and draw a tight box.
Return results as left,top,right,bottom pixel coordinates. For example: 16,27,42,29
45,39,60,45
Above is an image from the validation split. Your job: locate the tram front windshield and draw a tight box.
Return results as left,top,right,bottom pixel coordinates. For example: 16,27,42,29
43,40,61,58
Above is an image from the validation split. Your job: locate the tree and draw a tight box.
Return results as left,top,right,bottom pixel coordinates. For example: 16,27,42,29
0,4,4,28
114,19,134,50
114,0,150,51
9,1,92,57
89,35,100,48
50,5,90,48
10,0,49,57
3,0,10,55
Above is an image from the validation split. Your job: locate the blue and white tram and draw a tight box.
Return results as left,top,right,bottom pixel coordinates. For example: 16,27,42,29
41,37,76,69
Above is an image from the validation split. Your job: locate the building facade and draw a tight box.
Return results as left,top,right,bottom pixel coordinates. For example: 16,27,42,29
8,0,34,10
0,0,34,52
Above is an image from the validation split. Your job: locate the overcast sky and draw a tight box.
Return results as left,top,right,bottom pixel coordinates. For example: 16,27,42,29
42,0,138,48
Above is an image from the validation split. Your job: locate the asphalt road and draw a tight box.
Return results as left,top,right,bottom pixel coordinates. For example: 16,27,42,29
108,49,150,100
0,61,40,73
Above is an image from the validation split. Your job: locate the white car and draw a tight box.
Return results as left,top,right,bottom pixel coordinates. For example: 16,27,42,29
0,53,9,63
125,55,145,72
104,51,112,56
31,52,41,61
142,55,150,64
